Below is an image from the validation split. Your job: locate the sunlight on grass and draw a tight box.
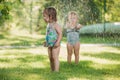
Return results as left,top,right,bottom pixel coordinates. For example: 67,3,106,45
80,56,120,64
0,30,45,46
68,77,81,80
0,54,24,58
27,47,47,55
68,77,98,80
0,39,20,45
79,46,120,65
23,74,44,80
10,27,45,39
27,62,46,68
0,63,17,68
0,49,48,69
80,46,120,54
0,45,120,80
0,48,47,56
104,77,120,80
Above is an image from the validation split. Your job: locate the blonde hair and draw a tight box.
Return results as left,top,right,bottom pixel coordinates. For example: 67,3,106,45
65,11,78,28
68,11,78,17
65,11,79,28
67,11,78,22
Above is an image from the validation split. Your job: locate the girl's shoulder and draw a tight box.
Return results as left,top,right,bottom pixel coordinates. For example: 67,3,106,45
54,22,61,28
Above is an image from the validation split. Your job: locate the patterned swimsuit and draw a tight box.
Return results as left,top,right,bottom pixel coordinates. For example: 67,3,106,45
46,23,58,47
67,26,80,45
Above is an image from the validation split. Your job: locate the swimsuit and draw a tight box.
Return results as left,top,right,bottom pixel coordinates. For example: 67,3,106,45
46,23,58,47
66,27,80,45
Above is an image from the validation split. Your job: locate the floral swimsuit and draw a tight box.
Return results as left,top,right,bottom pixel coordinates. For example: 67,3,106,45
46,23,58,47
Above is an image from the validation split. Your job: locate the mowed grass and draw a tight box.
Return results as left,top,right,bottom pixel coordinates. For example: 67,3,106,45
0,33,120,46
62,35,120,44
0,45,120,80
0,33,45,46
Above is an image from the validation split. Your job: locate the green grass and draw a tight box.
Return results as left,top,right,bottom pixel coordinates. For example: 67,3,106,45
0,33,45,46
62,35,120,44
0,30,120,46
0,35,119,46
0,46,120,80
80,35,120,43
0,31,120,79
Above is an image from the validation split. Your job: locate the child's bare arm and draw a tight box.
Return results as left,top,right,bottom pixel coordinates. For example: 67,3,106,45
54,23,62,47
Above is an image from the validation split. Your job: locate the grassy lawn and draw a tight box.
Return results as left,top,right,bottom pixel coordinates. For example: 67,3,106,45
0,32,120,80
62,35,120,44
0,33,45,46
0,45,120,80
0,33,120,46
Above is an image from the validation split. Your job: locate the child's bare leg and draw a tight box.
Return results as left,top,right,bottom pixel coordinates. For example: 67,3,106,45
48,47,54,71
52,46,60,72
67,43,73,64
73,42,80,64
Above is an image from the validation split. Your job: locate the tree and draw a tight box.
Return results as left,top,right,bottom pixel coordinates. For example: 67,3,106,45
0,0,12,26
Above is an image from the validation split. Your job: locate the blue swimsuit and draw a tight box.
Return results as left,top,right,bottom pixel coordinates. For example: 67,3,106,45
66,26,80,45
46,24,58,47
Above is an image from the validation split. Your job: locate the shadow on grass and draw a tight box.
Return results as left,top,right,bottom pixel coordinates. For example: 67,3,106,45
0,38,45,47
17,55,47,63
8,37,44,46
0,51,120,80
0,52,47,63
0,60,120,80
82,52,120,61
0,58,11,62
0,34,45,46
60,61,120,80
0,34,5,39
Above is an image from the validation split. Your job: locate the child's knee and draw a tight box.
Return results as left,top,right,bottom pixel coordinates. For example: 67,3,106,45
49,56,54,61
68,53,72,57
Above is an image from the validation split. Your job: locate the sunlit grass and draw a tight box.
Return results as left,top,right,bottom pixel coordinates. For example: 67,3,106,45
0,46,120,80
0,30,120,80
0,31,120,46
0,32,45,46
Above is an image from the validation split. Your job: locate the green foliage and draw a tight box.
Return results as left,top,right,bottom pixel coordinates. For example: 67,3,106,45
0,0,120,33
42,0,120,25
44,0,100,24
0,0,12,26
94,0,120,22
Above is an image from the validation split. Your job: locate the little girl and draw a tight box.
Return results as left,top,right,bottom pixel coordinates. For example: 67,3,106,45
65,11,82,64
43,7,62,72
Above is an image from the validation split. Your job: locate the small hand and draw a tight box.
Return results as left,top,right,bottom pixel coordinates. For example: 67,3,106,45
76,24,82,29
54,42,60,47
43,41,47,47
